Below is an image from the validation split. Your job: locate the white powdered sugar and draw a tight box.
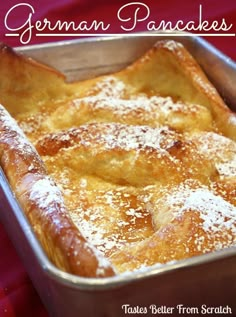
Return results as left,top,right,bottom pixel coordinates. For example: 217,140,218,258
73,94,202,121
0,105,25,138
195,132,235,156
216,157,236,178
81,241,113,276
192,132,236,178
162,40,183,52
74,95,170,114
102,124,176,152
0,105,38,156
170,187,236,234
89,76,126,98
74,95,158,116
29,177,65,212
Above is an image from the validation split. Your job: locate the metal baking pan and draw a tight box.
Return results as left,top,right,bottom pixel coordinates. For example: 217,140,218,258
0,34,236,317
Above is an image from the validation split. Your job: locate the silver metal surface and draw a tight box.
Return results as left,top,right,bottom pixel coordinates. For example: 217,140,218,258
1,34,236,317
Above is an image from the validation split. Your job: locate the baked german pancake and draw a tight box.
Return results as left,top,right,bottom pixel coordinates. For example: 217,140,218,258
0,40,235,277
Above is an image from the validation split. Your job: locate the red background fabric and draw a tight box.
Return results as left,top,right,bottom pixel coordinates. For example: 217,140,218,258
1,0,236,60
0,1,236,316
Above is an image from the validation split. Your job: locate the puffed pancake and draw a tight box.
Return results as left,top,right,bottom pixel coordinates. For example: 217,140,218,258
0,40,235,277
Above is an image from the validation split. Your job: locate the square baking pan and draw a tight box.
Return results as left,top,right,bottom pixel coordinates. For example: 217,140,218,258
0,34,236,317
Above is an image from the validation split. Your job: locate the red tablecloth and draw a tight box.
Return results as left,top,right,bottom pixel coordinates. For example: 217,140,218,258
0,1,236,316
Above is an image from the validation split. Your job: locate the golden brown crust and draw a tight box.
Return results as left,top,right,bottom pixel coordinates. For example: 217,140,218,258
110,178,236,273
0,39,235,276
34,123,236,273
0,43,71,116
121,40,236,140
0,105,115,277
35,122,215,187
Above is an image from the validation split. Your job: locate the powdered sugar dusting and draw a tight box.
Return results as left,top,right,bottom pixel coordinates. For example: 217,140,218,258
191,132,236,178
0,105,38,157
73,94,206,129
168,186,236,236
74,95,160,116
177,189,236,232
29,177,65,212
87,76,126,98
0,105,25,138
101,124,176,153
162,40,183,52
216,159,236,178
69,187,153,257
42,123,179,158
82,241,113,276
